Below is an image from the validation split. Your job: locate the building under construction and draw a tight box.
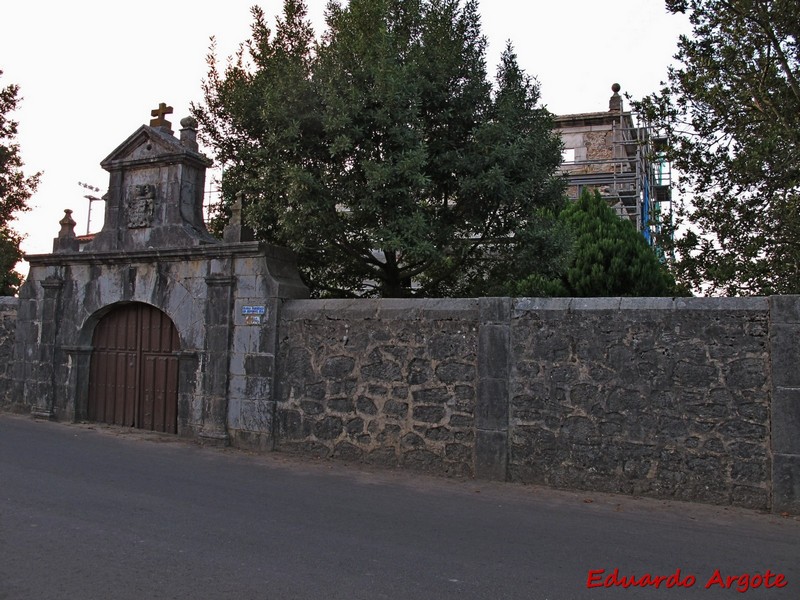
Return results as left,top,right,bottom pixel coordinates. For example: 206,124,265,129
554,84,672,247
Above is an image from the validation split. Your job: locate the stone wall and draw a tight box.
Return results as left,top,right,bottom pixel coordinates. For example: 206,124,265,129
0,297,18,404
272,296,799,513
508,298,771,510
276,300,479,476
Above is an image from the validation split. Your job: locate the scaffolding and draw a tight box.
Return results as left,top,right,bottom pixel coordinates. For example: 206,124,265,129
556,98,673,251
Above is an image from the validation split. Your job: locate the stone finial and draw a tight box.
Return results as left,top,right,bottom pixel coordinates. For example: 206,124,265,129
53,209,79,253
222,192,256,243
150,102,174,133
609,83,623,112
180,116,199,152
223,192,244,243
59,209,77,236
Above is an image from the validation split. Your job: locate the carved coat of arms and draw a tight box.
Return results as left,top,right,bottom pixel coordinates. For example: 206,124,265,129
127,184,155,228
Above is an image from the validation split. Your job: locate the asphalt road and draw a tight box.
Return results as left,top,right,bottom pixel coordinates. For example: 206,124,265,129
1,413,798,600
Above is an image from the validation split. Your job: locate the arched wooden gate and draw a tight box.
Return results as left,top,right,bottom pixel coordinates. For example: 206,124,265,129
87,303,180,433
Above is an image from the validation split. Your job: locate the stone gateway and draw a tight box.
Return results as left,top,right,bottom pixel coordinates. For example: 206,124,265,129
9,106,308,446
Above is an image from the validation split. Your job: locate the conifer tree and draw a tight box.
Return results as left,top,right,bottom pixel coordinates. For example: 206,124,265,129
194,0,566,297
560,189,677,297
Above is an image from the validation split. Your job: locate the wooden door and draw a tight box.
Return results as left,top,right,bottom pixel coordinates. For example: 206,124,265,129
87,303,179,433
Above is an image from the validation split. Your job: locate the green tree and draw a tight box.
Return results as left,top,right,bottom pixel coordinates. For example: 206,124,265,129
194,0,566,297
196,1,321,239
0,70,38,295
634,0,800,295
511,189,677,297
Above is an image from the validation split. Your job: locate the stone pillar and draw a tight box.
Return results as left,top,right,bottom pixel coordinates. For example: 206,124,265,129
770,296,800,513
200,274,235,444
176,350,200,436
179,116,199,152
73,346,93,422
475,297,512,480
63,346,93,421
30,276,64,419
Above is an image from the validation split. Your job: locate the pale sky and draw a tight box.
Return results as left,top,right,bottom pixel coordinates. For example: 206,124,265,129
1,0,689,267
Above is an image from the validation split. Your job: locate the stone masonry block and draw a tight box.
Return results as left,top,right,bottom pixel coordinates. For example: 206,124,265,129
244,353,274,376
314,299,378,320
235,275,258,298
419,298,479,320
435,362,475,384
245,376,270,399
771,295,800,324
475,429,507,481
673,296,767,312
374,299,422,320
773,453,800,514
206,325,230,355
478,324,510,379
770,323,800,388
773,387,800,455
570,298,621,312
205,353,230,396
479,297,512,323
229,352,245,377
412,405,446,424
232,326,258,355
226,397,242,429
321,356,356,379
228,374,247,400
618,297,677,311
476,378,509,430
513,297,572,315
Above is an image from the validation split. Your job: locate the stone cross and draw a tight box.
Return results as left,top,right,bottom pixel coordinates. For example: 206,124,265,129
150,102,174,131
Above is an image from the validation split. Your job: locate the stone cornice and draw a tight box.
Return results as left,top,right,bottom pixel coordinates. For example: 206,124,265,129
23,241,297,267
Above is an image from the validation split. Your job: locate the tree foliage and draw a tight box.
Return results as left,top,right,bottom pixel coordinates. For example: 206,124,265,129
483,189,681,298
0,70,38,296
634,0,800,295
562,189,677,297
194,0,566,297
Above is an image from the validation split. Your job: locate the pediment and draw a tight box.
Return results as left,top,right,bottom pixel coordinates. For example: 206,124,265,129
100,125,208,169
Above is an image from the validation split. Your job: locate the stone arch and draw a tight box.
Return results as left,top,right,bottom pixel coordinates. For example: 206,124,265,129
86,302,180,433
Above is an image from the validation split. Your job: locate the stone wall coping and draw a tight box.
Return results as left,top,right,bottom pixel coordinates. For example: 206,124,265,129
0,296,19,309
514,296,769,314
281,298,480,321
280,296,773,321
